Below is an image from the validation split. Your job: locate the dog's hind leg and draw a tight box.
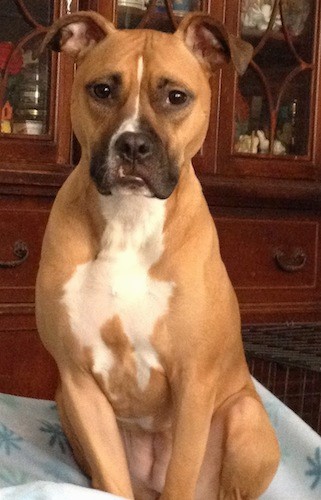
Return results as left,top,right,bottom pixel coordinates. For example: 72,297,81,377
219,391,279,498
196,388,280,500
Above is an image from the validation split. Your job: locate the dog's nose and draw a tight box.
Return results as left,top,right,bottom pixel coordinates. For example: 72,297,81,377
115,132,153,163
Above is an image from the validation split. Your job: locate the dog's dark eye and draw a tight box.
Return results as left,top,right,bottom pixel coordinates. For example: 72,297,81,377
92,83,111,99
168,90,188,105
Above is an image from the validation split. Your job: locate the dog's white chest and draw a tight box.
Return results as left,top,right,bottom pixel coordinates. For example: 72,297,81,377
62,194,173,390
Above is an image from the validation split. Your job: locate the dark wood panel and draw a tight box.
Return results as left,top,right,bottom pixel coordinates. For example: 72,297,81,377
239,301,321,324
200,174,321,210
0,328,58,399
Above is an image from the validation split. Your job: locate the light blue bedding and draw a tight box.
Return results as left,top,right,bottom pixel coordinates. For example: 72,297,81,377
0,380,320,499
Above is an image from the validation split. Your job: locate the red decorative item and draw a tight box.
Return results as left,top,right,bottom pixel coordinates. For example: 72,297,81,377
0,42,23,76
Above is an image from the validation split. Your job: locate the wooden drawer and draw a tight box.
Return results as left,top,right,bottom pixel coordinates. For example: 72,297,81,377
0,205,49,304
214,215,320,322
215,217,318,290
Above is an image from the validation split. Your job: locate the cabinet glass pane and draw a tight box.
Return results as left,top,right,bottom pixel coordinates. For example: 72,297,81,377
0,0,52,136
235,0,315,157
117,0,202,31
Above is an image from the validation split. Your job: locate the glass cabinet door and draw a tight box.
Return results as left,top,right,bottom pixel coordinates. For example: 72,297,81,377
0,1,52,137
0,0,74,183
235,0,315,158
116,0,202,31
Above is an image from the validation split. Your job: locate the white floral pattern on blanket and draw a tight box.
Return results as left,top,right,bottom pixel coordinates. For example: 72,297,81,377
0,380,320,499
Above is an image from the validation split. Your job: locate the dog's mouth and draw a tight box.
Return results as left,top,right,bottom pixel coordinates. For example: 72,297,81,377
118,175,145,187
114,173,153,196
118,166,145,186
93,162,156,197
109,165,153,196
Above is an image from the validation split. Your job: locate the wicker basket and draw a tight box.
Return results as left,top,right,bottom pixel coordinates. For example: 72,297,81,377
242,323,321,434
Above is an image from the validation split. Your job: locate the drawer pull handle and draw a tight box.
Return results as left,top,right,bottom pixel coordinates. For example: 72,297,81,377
0,240,29,269
274,248,307,272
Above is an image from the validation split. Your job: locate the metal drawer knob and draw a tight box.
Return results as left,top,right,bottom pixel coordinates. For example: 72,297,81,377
274,247,307,273
0,240,29,269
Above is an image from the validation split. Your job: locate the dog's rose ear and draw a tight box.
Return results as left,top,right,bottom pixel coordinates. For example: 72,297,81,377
176,13,253,76
37,11,115,61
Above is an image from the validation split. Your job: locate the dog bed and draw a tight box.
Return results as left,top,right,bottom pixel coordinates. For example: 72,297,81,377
0,380,320,499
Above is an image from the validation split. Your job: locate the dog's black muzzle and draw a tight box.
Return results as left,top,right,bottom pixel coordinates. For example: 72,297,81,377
90,124,179,199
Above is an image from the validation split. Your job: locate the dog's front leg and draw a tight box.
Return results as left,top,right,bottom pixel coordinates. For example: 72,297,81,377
57,369,134,499
161,370,216,500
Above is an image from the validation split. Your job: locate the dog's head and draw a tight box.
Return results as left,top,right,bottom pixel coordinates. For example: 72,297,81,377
41,11,252,199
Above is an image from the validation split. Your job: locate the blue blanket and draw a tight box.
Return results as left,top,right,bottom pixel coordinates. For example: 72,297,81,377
0,380,320,499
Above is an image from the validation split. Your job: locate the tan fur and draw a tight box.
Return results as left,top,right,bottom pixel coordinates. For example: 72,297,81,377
36,12,279,500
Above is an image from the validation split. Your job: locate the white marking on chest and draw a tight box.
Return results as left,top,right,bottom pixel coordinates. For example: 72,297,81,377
62,193,173,391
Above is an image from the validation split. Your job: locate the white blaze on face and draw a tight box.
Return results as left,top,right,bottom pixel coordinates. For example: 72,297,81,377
107,56,144,159
135,56,144,119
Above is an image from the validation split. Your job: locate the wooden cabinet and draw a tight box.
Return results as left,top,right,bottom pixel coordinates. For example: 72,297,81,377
0,197,56,397
0,0,320,396
0,0,76,396
204,0,321,322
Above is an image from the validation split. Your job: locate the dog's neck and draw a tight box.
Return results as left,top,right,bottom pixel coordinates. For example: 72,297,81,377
97,191,167,265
